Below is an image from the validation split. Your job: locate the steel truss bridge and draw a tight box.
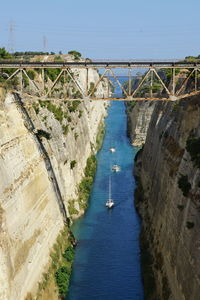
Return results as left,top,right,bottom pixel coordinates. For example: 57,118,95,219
1,60,200,101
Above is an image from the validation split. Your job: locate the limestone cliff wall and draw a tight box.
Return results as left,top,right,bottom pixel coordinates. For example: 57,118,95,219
0,88,107,299
134,96,200,300
126,101,155,146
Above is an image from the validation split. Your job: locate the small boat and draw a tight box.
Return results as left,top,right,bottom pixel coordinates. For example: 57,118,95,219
109,147,116,153
106,176,114,209
111,165,121,172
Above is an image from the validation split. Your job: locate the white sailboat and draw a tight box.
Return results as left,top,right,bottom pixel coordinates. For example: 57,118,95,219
109,147,116,153
111,164,121,172
106,176,114,209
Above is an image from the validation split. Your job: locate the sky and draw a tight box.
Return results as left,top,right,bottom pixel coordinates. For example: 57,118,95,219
0,0,200,59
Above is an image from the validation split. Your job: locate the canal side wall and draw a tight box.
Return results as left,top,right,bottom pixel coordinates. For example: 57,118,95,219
129,96,200,299
0,87,108,300
126,101,156,147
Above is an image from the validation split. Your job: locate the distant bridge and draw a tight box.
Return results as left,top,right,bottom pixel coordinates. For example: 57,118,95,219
1,60,200,101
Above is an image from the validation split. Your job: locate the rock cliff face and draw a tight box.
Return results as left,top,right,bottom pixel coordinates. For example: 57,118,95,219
133,96,200,300
127,101,155,146
0,87,107,299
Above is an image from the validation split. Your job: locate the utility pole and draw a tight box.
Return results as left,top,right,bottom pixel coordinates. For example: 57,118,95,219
8,20,15,53
43,35,48,52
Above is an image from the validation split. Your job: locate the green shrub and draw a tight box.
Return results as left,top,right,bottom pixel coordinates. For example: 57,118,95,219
32,103,39,114
68,100,81,112
78,110,83,118
72,91,82,99
63,246,75,262
54,55,62,62
0,47,12,59
178,175,191,197
96,122,105,151
85,155,96,177
46,68,61,82
67,116,72,122
68,200,79,216
39,101,64,123
68,50,81,60
78,155,97,209
70,160,76,169
55,266,70,297
186,137,200,168
186,221,194,229
22,73,29,88
62,124,69,135
27,70,35,80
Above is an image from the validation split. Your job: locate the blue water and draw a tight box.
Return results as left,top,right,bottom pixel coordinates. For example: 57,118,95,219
68,101,144,300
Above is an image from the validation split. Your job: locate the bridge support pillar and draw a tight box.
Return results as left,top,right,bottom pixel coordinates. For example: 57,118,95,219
128,68,132,96
42,68,45,95
150,69,153,98
172,68,176,96
20,69,23,93
195,68,198,91
86,67,89,96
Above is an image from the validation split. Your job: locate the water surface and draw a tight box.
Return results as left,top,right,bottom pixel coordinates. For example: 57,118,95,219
68,101,144,300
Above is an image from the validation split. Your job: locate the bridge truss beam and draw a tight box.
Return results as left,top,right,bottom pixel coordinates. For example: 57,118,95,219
1,61,200,101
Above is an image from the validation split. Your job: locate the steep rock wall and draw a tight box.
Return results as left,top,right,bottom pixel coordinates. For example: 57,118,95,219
0,89,107,299
126,101,155,146
134,96,200,300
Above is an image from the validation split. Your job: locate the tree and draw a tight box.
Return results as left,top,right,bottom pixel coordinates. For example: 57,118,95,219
68,50,81,60
0,48,12,59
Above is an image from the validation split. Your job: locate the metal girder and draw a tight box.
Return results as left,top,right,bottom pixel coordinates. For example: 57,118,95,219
176,68,195,96
108,69,129,98
131,69,151,97
22,69,41,94
152,69,171,96
65,68,85,98
6,68,21,81
128,68,132,96
88,69,109,97
46,69,64,97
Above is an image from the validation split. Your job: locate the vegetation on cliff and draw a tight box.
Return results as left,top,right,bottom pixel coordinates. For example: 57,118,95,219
186,136,200,168
178,174,191,197
31,226,75,300
68,154,97,219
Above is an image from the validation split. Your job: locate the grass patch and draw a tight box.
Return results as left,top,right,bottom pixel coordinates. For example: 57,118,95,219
36,227,75,299
68,200,79,216
62,124,69,135
77,155,97,210
39,100,64,123
96,121,105,151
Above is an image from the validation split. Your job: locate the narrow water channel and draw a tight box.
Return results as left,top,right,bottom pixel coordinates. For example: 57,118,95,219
68,101,144,300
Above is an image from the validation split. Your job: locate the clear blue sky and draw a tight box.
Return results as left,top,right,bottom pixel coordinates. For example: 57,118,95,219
0,0,200,59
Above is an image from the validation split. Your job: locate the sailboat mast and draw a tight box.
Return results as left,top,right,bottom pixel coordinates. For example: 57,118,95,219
109,175,111,201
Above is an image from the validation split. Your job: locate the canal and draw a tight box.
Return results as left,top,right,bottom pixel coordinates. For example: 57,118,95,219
68,101,144,300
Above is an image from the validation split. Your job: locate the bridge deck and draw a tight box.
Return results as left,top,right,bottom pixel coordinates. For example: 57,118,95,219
0,61,200,69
